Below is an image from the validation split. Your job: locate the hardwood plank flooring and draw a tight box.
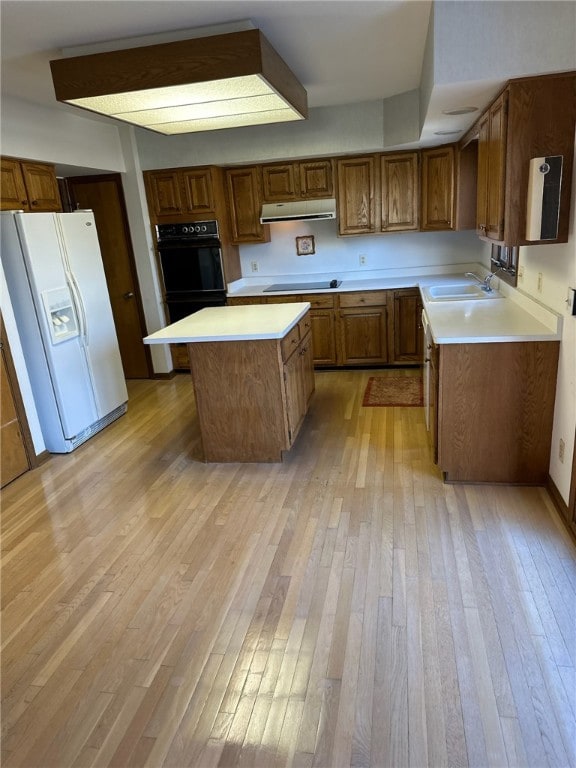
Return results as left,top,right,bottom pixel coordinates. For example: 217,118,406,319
1,369,575,768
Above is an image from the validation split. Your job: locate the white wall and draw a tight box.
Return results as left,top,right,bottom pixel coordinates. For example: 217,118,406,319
240,220,484,278
516,143,576,504
0,96,126,172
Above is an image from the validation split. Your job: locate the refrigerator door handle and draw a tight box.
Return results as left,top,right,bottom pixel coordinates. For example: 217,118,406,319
66,271,89,346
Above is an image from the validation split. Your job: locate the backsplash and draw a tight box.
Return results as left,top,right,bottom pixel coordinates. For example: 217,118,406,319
239,219,487,277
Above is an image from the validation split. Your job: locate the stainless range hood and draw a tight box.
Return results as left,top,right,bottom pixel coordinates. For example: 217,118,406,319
260,198,337,223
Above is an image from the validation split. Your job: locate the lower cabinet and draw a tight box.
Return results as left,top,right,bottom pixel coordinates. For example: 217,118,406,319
390,288,423,363
229,288,425,368
188,312,314,462
283,327,315,442
434,340,559,483
338,291,388,365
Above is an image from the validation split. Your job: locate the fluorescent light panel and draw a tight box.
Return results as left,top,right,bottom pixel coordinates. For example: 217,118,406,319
50,30,308,134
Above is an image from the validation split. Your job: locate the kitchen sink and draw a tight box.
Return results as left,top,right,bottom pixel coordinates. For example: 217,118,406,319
422,284,503,302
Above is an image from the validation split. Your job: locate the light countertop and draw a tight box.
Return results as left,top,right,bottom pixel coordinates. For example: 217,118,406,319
423,298,561,344
227,269,562,345
144,302,311,344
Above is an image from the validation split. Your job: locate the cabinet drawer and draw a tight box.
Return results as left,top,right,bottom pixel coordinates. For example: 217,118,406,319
281,324,301,361
338,291,387,308
305,293,335,309
298,314,312,338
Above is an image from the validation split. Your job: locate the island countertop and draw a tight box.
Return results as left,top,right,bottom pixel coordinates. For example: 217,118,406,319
143,302,311,344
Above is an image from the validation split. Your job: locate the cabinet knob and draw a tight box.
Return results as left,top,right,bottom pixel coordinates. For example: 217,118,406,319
123,291,134,299
31,200,38,206
21,200,27,205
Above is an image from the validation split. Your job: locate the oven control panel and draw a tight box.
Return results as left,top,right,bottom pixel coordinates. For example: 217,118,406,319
156,220,219,241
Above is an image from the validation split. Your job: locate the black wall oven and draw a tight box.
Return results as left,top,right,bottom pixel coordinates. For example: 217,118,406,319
156,220,227,323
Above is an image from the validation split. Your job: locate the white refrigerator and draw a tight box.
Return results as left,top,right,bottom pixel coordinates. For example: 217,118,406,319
1,210,128,453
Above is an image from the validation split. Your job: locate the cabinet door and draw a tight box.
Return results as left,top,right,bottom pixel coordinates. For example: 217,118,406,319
380,152,419,232
310,309,337,366
284,345,305,442
1,158,30,211
476,92,507,241
485,93,507,241
299,160,334,199
300,331,315,404
20,162,62,211
336,156,376,235
225,167,270,244
392,289,423,363
146,171,184,218
261,163,298,202
339,306,388,365
420,147,455,231
181,168,216,215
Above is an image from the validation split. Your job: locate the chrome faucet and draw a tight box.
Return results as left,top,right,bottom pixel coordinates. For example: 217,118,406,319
465,271,497,293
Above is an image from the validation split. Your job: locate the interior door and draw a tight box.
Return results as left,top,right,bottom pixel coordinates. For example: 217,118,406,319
65,175,152,379
1,316,34,487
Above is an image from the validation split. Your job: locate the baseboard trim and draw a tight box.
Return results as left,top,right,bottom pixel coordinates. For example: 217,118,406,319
546,474,576,544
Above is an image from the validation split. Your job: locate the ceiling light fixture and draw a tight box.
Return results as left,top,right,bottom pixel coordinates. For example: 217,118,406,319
442,106,479,116
49,29,308,135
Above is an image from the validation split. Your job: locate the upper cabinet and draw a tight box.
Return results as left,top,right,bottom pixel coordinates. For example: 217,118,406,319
462,72,576,246
380,152,419,232
336,155,377,235
1,158,62,212
476,92,508,241
144,166,221,220
420,146,455,231
224,166,270,244
261,159,334,202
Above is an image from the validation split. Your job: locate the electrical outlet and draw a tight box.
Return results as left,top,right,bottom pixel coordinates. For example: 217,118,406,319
537,272,543,292
359,254,367,266
559,438,565,463
250,260,259,273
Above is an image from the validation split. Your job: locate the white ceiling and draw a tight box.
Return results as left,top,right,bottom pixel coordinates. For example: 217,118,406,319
0,0,508,160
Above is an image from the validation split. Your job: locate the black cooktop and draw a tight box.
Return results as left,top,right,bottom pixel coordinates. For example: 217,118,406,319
264,280,341,292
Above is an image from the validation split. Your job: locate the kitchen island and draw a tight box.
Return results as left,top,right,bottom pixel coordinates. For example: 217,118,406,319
144,303,314,462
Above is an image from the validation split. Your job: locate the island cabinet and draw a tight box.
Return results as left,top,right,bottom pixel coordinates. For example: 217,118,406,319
263,293,337,367
188,313,314,462
1,157,62,212
224,166,270,244
433,340,560,483
380,152,419,232
261,159,334,202
338,291,388,365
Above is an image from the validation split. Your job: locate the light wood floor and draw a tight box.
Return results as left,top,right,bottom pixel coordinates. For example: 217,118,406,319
1,369,575,768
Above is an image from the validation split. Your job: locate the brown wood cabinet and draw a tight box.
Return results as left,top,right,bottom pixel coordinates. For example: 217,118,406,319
224,166,270,244
261,159,334,202
187,311,314,462
420,146,455,231
1,157,62,212
390,288,423,363
434,340,559,483
230,288,406,368
380,152,419,232
144,166,221,220
462,72,576,246
263,293,338,367
336,156,377,235
338,291,388,365
476,92,507,241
